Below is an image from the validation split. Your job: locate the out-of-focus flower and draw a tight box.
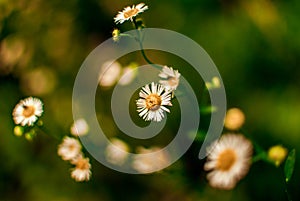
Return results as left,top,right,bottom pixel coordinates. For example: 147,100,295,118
105,138,130,165
224,108,245,130
0,37,25,75
20,67,57,96
205,76,221,90
241,0,281,37
70,154,91,182
268,145,288,166
57,137,82,161
70,118,89,136
12,97,43,126
112,28,121,42
136,82,172,122
99,60,122,87
114,3,148,24
118,62,138,85
13,126,24,137
132,146,170,174
204,134,253,190
158,66,181,91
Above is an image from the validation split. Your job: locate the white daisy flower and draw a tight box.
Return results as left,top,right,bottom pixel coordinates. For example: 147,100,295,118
132,146,170,174
114,3,148,24
12,97,43,126
136,82,172,122
204,134,253,190
70,118,89,136
159,66,181,91
70,154,91,182
105,138,130,166
57,137,82,161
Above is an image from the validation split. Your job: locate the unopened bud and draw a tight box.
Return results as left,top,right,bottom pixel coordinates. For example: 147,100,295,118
112,29,120,42
14,126,24,137
24,130,36,141
268,145,288,166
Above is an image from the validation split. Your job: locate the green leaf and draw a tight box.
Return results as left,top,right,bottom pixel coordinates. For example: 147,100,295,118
284,149,296,183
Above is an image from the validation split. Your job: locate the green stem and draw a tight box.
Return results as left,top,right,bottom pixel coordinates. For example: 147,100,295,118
35,124,60,140
285,185,292,201
282,167,293,201
132,18,161,70
119,33,136,39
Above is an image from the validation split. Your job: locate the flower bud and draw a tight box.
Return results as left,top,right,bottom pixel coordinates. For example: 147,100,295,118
25,130,36,141
112,29,120,42
14,126,24,137
268,145,288,166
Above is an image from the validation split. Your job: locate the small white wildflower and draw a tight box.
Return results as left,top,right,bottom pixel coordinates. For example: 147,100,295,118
57,137,82,161
70,118,89,136
114,3,148,24
12,97,43,126
159,66,181,91
70,154,92,182
105,138,130,166
204,134,253,190
99,60,122,87
136,82,172,122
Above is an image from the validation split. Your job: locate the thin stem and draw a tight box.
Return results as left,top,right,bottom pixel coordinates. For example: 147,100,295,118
282,168,293,201
251,154,264,163
119,33,136,39
285,184,292,201
35,124,61,140
132,18,161,70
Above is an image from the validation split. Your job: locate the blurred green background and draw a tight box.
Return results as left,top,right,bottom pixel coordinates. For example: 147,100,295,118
1,0,300,200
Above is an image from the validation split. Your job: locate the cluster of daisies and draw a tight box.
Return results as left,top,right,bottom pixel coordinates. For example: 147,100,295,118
112,2,256,188
10,2,292,189
57,119,91,182
12,97,92,182
112,3,182,122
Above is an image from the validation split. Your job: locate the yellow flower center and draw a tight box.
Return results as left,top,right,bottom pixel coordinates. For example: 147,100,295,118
22,105,35,118
69,144,76,151
145,94,162,111
124,8,139,18
168,77,178,87
76,158,90,170
216,149,237,171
